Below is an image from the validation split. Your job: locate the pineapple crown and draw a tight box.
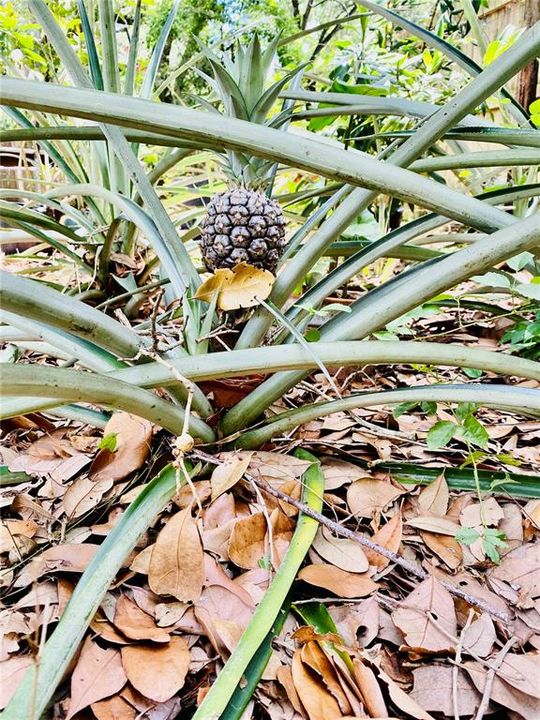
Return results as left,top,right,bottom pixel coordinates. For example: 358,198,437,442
195,34,304,189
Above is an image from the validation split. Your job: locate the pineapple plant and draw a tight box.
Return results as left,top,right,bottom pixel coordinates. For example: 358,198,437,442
197,35,300,274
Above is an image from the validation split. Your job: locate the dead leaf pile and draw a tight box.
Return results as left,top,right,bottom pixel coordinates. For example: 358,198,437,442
2,435,540,719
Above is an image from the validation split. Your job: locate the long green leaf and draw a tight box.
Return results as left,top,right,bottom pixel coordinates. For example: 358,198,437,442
0,78,517,233
140,0,180,99
284,185,540,329
2,464,185,720
123,2,141,93
111,340,540,388
0,363,215,441
0,270,142,359
379,462,540,499
76,0,103,90
236,384,540,448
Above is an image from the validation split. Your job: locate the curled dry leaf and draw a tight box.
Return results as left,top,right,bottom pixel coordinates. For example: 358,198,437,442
90,609,130,645
149,506,204,602
347,479,405,518
66,637,126,719
364,512,402,570
194,262,274,310
312,526,369,573
291,649,341,720
352,659,388,717
89,412,153,484
301,641,352,714
298,564,378,599
121,636,190,703
392,577,457,654
210,452,252,502
421,531,462,570
113,595,170,643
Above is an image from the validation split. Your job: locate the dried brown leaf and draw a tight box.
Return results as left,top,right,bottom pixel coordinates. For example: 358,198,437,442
417,474,448,516
298,564,378,598
14,543,99,587
195,585,253,655
321,460,369,490
149,507,204,602
392,577,457,653
410,665,481,716
465,654,540,717
301,641,352,714
195,262,274,310
462,613,496,657
291,650,341,720
460,497,504,528
63,476,114,519
121,637,190,703
312,526,369,573
228,512,267,570
347,479,405,518
407,516,460,536
421,532,462,570
352,659,388,717
364,512,402,570
489,543,540,599
0,656,33,709
210,452,252,502
330,597,380,649
66,637,126,719
113,595,170,643
91,694,136,720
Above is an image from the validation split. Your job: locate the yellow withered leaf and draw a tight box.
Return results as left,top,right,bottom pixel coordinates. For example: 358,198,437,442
194,262,274,311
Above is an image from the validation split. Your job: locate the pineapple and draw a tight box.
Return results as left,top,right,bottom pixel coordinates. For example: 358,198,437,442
197,35,300,274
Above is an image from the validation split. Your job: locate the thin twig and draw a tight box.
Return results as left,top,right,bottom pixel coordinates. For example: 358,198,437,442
474,637,517,720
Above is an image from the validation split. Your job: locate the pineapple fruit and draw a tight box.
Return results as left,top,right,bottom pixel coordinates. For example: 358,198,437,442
197,35,299,274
